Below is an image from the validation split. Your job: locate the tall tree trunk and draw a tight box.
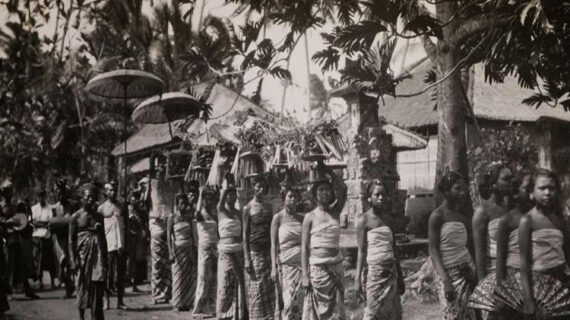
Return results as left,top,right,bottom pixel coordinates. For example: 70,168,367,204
433,1,470,207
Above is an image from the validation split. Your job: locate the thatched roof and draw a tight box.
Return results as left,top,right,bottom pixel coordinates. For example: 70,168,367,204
335,113,428,150
112,83,279,156
332,60,570,129
111,121,182,156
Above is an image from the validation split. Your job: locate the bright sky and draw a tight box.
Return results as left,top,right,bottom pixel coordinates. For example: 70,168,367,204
0,0,428,122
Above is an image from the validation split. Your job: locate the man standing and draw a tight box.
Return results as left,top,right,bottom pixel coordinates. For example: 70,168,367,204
0,180,39,300
69,183,107,320
97,182,127,310
31,190,56,290
147,154,174,304
51,179,75,298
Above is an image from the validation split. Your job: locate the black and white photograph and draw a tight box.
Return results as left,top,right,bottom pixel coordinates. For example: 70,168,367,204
0,0,569,319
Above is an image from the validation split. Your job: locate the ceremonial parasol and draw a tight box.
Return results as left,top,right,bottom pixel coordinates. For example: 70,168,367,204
131,92,201,138
85,69,165,201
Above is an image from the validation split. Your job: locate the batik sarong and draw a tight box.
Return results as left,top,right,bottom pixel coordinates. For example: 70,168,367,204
149,218,171,302
436,261,477,320
193,245,217,314
217,248,248,320
469,269,522,320
76,229,105,320
363,263,402,320
302,262,345,320
279,264,303,320
247,250,275,320
171,245,196,309
277,221,303,320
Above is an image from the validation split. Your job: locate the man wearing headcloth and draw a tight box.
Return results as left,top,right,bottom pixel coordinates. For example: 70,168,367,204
51,179,75,298
70,183,108,320
97,181,127,310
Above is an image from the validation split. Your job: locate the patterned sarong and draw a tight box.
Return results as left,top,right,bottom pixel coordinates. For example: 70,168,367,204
217,250,248,320
171,245,196,309
363,263,402,320
279,264,303,320
302,262,345,320
247,250,276,320
469,269,522,320
149,218,171,302
75,229,105,320
436,261,478,320
193,245,217,314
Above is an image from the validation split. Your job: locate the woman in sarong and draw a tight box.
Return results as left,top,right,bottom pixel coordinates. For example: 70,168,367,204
167,195,197,312
429,171,477,320
243,176,275,320
217,176,248,320
485,170,531,318
519,169,570,319
471,163,512,319
147,158,174,304
193,187,218,315
271,185,304,320
69,184,108,320
127,195,146,293
301,161,347,320
355,179,404,320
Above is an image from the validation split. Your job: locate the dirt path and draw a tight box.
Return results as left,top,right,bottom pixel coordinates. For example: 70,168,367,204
6,276,441,320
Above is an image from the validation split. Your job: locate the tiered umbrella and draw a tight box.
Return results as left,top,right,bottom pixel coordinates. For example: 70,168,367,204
85,69,165,201
131,92,201,139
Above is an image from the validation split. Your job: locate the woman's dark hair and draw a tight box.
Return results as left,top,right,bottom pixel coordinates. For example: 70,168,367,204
252,177,268,195
311,180,335,203
511,169,533,195
367,179,387,198
478,162,509,200
527,168,563,216
280,186,299,202
437,171,466,194
527,168,561,195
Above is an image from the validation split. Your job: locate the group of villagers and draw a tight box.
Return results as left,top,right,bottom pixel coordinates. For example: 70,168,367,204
143,154,409,320
430,165,570,320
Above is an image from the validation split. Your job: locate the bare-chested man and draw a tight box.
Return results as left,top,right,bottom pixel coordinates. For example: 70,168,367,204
70,184,108,320
97,182,127,310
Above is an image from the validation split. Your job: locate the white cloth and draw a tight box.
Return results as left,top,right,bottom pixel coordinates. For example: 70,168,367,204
31,202,53,238
196,220,218,249
149,178,174,219
278,221,302,265
367,226,395,265
506,229,520,268
531,228,567,271
487,218,499,259
98,201,125,252
439,222,472,268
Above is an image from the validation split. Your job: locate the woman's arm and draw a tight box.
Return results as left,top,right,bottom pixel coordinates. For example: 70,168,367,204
217,188,229,217
167,215,174,261
392,230,405,295
519,214,536,314
68,214,78,270
428,209,454,300
270,213,281,282
242,204,252,272
354,214,367,297
472,206,489,280
301,213,312,288
495,214,512,283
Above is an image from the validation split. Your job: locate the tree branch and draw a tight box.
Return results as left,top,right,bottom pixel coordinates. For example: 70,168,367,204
395,32,490,98
452,15,510,45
